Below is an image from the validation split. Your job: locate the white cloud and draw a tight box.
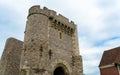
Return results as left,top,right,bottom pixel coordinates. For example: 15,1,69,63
79,36,120,75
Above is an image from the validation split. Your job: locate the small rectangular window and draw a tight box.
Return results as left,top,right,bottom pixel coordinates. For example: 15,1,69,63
60,32,62,39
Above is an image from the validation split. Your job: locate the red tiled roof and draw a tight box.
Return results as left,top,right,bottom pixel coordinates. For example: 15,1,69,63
99,47,120,67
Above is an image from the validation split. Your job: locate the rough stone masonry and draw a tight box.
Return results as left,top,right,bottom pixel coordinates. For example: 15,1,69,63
0,5,83,75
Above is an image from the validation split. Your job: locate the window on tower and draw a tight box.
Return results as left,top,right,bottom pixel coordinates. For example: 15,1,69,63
59,32,62,39
39,45,43,57
49,50,52,59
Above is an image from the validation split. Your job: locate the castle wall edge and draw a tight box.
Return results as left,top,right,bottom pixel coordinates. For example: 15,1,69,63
0,37,23,75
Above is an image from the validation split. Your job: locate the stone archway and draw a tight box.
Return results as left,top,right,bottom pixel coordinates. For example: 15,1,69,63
54,67,65,75
53,64,69,75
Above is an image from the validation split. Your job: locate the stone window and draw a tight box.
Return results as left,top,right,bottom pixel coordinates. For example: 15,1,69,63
49,50,52,59
58,22,60,25
59,32,62,39
39,45,43,57
54,20,57,23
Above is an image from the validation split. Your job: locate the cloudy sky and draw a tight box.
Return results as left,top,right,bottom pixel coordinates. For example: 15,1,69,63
0,0,120,75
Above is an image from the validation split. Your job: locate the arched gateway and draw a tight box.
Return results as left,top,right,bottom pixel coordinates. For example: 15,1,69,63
53,64,69,75
54,67,67,75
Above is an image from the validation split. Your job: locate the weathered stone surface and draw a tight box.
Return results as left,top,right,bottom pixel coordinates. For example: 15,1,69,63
0,5,83,75
0,38,23,75
20,5,83,75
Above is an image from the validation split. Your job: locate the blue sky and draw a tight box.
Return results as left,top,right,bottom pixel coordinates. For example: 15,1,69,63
0,0,120,75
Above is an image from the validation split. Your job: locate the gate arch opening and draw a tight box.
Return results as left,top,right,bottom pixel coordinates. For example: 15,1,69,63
53,64,69,75
54,67,66,75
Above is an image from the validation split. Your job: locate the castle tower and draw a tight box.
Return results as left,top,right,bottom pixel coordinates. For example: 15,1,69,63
0,38,23,75
20,5,83,75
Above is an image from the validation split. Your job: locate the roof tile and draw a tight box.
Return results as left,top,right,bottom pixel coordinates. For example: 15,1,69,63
99,46,120,67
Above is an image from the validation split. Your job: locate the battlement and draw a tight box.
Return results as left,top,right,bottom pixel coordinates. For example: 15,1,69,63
28,5,76,29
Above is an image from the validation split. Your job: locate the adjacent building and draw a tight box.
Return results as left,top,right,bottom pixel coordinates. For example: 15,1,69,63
99,47,120,75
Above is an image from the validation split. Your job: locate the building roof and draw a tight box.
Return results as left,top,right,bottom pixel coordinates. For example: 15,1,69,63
99,46,120,67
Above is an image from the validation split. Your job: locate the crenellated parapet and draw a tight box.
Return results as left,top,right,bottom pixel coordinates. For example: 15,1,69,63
28,5,76,36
